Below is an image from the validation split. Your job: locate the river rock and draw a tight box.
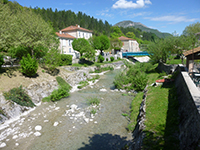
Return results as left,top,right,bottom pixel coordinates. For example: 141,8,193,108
53,122,59,126
35,125,42,131
0,142,6,148
34,132,41,137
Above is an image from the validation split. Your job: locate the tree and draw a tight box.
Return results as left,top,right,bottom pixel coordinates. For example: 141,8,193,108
110,26,124,38
126,32,136,39
72,38,90,57
99,35,110,55
183,22,200,36
110,38,123,51
0,4,58,55
43,48,61,74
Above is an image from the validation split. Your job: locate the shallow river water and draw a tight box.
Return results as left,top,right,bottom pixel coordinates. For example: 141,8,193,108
0,69,134,150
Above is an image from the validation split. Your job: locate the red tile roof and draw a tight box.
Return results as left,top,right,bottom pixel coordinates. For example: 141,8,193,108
61,25,93,33
56,32,75,39
118,36,136,41
183,46,200,57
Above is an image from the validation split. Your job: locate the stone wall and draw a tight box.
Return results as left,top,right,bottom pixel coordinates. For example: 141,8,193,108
129,86,148,150
156,62,177,74
175,66,200,149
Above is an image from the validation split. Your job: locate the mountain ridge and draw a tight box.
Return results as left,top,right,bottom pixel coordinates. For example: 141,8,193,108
114,20,171,38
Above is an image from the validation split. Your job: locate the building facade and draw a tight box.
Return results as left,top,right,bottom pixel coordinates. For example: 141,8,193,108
56,25,93,58
118,36,140,52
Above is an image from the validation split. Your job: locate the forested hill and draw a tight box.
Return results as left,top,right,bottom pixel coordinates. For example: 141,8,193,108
115,21,171,39
3,1,162,42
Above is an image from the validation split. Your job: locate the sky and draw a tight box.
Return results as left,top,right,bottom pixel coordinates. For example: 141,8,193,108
15,0,200,35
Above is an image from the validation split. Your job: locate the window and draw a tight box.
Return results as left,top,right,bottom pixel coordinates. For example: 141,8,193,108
69,40,71,46
83,33,84,38
63,39,66,47
63,50,66,54
69,48,71,53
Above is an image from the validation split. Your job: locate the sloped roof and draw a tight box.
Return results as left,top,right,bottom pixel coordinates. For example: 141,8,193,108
61,25,93,33
56,32,75,39
183,46,200,57
118,36,136,41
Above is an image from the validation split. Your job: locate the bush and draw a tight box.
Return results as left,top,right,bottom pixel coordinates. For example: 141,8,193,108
110,56,114,62
98,55,104,63
106,58,108,61
20,54,38,77
60,54,72,66
0,54,4,70
3,86,35,107
50,88,70,102
56,76,71,91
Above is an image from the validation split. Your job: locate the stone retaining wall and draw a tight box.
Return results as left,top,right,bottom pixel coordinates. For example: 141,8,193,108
129,86,148,150
175,65,200,149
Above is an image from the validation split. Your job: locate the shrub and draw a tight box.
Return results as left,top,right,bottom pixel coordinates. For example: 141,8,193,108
42,76,71,102
110,56,114,62
20,54,38,77
60,54,72,66
50,88,70,102
3,86,35,107
106,58,108,61
56,76,71,91
98,55,104,63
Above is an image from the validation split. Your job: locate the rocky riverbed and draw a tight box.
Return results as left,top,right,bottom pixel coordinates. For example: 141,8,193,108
0,61,137,149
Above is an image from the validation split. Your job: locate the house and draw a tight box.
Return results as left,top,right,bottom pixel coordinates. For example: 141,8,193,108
56,25,93,58
183,46,200,73
118,36,140,52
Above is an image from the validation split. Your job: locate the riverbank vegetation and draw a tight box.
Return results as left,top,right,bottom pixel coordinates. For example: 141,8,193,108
3,85,35,107
42,76,71,102
120,61,180,149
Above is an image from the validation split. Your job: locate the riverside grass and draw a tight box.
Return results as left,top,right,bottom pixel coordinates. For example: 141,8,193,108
125,63,179,149
143,72,180,149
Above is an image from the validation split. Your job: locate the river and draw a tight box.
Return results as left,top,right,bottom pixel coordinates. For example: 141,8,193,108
0,69,134,150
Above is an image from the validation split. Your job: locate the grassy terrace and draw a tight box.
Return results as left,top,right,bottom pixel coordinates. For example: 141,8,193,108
142,71,180,149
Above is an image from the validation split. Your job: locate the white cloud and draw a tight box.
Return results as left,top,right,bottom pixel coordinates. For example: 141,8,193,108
64,3,72,5
112,0,152,9
129,11,151,17
145,15,199,23
97,9,113,17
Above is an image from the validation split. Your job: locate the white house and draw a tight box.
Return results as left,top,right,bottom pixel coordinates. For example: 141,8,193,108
118,36,140,52
56,25,93,58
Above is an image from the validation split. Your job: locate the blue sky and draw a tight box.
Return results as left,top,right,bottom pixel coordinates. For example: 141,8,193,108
15,0,200,35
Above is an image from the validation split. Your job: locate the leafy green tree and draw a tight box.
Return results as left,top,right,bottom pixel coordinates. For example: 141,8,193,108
99,35,110,55
110,26,124,38
20,54,38,77
44,48,61,74
183,22,200,36
72,38,90,57
110,38,123,51
82,45,96,61
126,32,136,39
0,3,58,55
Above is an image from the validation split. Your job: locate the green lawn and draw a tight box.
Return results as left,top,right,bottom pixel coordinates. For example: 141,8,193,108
143,72,180,150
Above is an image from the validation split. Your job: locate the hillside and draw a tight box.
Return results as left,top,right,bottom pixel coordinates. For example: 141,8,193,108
114,20,171,38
